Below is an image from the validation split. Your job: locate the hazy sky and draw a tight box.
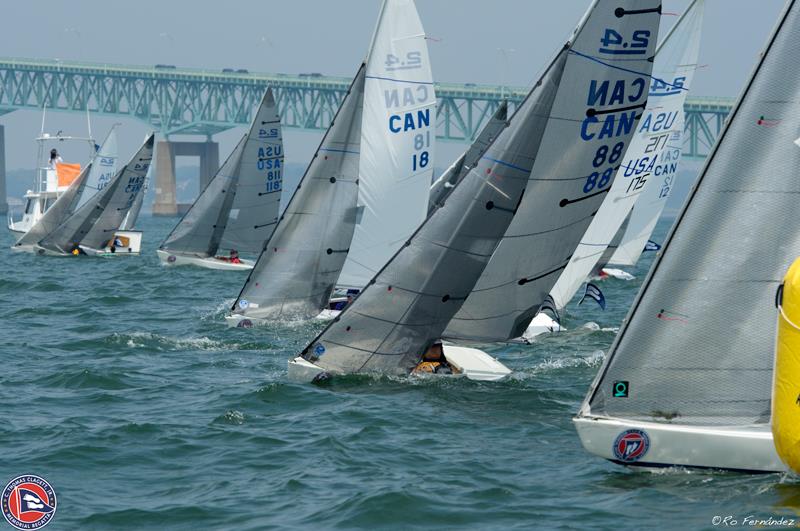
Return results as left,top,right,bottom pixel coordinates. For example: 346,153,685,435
0,0,786,173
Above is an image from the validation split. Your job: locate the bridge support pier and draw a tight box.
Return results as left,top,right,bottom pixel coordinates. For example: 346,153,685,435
0,126,7,215
153,139,219,216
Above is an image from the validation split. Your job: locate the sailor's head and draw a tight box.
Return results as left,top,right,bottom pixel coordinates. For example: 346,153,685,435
426,339,444,359
50,148,58,158
230,249,239,257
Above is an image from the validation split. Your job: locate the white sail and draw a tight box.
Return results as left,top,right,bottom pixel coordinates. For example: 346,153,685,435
607,1,705,267
576,0,800,472
76,127,118,210
337,0,436,289
445,0,661,341
548,0,705,310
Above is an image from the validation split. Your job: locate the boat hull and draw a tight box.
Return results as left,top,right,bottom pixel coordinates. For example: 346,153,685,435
287,345,512,383
156,249,253,270
521,312,564,341
574,415,788,473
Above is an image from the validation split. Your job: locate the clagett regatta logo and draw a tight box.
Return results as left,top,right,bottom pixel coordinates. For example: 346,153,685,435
2,475,57,530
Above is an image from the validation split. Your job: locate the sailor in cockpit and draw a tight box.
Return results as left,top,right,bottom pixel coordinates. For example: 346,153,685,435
412,339,455,375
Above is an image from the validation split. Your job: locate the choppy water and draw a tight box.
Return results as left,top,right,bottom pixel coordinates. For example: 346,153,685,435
2,216,799,530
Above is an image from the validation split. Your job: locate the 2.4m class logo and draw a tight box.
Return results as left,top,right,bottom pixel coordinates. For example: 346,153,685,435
2,475,57,530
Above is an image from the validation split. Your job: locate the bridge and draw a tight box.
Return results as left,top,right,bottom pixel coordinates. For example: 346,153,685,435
0,57,733,214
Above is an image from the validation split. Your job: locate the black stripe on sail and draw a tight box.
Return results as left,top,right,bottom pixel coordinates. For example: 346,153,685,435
586,103,646,117
326,248,349,255
560,188,610,208
615,5,661,18
253,221,278,229
517,263,569,286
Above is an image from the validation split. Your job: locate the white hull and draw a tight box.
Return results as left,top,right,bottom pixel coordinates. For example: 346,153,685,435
574,415,788,473
156,249,254,270
599,267,635,281
521,312,564,341
287,345,512,383
316,309,341,321
225,313,256,328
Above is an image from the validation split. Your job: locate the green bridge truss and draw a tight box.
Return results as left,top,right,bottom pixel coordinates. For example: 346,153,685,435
0,57,733,159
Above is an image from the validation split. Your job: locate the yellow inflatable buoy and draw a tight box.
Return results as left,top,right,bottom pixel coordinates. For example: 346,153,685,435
772,257,800,473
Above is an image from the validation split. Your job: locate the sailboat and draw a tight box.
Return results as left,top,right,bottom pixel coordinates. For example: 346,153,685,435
7,113,102,235
12,128,119,252
32,134,154,257
226,67,365,326
441,0,660,344
157,88,284,270
287,0,660,382
523,0,705,340
335,0,436,291
226,0,433,326
574,0,800,473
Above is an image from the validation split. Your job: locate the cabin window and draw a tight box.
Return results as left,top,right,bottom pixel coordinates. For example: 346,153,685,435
24,199,34,214
44,198,55,211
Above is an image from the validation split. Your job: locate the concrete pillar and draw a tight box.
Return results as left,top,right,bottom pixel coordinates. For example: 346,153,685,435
152,139,219,217
0,126,7,215
199,141,219,191
153,140,177,216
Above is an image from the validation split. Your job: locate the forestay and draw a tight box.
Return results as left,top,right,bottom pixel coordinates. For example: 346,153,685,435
445,0,661,341
337,0,436,288
548,1,704,310
14,162,93,249
231,66,366,320
608,0,704,267
38,134,153,253
583,0,800,426
299,51,568,376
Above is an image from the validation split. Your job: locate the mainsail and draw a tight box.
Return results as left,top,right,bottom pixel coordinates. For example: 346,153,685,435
298,48,569,376
548,0,704,310
76,126,118,210
608,1,705,267
337,0,436,288
445,0,661,341
160,89,284,257
582,0,800,430
160,136,248,256
38,134,154,253
232,66,366,320
119,165,149,230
